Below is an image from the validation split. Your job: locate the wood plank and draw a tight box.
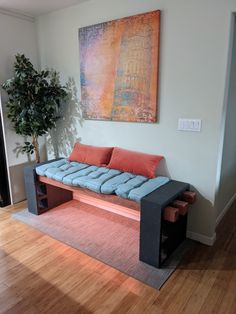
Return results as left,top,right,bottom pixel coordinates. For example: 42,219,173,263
39,175,140,221
0,283,22,313
73,191,140,221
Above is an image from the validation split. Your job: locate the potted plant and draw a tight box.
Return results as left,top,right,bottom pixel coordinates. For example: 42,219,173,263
1,54,68,163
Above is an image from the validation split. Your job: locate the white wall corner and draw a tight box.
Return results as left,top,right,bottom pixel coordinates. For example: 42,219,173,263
0,8,34,22
216,192,236,227
187,230,216,246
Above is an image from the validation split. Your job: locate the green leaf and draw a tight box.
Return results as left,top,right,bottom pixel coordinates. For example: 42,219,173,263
1,53,68,159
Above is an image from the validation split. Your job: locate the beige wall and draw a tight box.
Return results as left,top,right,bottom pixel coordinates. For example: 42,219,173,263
36,0,235,243
215,16,236,223
0,12,42,202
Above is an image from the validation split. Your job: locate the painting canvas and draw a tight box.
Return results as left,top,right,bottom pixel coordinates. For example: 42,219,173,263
79,10,160,123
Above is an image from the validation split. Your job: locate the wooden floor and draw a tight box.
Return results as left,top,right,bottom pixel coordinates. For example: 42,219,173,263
0,201,235,314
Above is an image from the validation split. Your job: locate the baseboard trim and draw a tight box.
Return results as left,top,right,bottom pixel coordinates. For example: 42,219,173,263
216,192,236,227
187,230,216,246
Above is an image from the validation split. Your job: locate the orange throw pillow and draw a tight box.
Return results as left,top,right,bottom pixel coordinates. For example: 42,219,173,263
69,143,113,167
107,147,163,178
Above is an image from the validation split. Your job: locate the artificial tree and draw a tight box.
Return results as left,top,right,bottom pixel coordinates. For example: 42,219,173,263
2,54,68,163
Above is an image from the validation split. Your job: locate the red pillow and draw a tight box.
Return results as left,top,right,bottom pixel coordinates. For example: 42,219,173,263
69,143,113,167
107,147,163,178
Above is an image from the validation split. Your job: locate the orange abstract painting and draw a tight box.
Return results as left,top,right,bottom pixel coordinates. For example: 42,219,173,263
79,10,160,122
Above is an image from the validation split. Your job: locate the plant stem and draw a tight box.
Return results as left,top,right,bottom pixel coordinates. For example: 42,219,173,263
32,134,40,163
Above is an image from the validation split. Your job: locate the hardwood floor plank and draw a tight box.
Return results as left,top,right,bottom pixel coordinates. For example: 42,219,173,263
0,283,22,313
94,277,155,314
126,287,158,313
0,200,235,313
198,237,236,314
79,272,128,312
203,272,236,314
110,291,140,313
181,255,224,313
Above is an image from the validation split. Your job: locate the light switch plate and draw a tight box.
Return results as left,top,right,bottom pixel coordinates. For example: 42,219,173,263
178,118,201,132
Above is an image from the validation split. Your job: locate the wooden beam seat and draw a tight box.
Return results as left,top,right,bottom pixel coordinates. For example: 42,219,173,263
39,176,140,221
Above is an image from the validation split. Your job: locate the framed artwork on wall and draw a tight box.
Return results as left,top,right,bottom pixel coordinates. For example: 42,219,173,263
79,10,160,123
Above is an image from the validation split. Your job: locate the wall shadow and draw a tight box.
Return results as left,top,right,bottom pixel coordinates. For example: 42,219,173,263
47,77,84,159
156,158,171,177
